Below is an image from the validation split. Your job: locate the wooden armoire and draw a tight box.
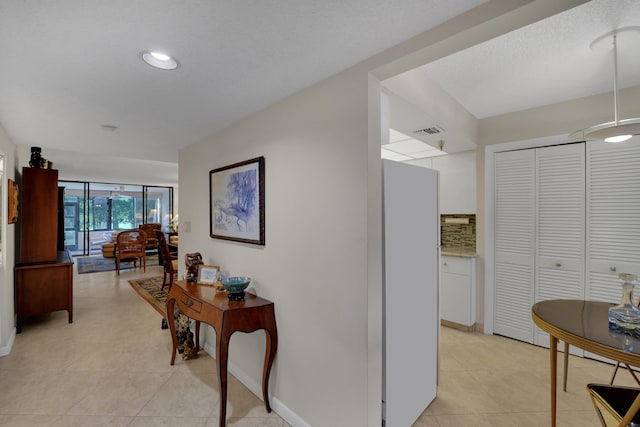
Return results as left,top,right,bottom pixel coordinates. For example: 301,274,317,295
15,167,73,333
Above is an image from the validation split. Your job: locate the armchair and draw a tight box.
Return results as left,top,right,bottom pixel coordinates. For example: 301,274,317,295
115,230,147,275
139,223,161,252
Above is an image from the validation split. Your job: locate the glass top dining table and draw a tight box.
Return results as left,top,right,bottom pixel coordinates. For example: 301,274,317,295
532,299,640,362
532,299,640,427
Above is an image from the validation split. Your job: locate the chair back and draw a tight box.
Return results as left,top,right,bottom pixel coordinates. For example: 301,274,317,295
155,230,175,272
139,223,161,249
116,230,147,257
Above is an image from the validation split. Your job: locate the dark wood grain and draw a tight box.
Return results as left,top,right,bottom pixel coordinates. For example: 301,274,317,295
19,167,58,263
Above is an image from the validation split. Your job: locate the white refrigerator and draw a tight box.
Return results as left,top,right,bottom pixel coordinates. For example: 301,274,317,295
382,159,439,426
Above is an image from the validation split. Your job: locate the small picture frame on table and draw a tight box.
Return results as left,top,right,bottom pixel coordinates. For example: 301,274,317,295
198,265,220,286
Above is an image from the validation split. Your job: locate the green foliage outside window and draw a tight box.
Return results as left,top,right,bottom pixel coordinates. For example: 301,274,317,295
75,196,139,231
92,197,108,230
111,198,136,229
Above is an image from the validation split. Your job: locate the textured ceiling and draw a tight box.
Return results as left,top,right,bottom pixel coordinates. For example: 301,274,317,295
0,0,486,165
421,0,640,119
4,1,635,178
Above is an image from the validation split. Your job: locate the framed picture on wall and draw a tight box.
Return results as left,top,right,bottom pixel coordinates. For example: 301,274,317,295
209,156,265,245
8,179,18,224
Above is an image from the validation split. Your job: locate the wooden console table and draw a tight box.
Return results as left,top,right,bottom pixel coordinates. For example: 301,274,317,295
165,280,278,427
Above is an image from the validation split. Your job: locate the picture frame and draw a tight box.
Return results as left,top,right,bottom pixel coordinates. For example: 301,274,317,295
198,265,220,285
8,179,18,224
210,156,265,245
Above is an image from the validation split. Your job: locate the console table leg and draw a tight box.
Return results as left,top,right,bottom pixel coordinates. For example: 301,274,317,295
195,320,201,353
262,326,278,412
217,330,231,427
166,298,178,366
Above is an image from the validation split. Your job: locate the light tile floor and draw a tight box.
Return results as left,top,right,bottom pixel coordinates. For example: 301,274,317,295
0,263,287,427
0,262,633,426
416,325,638,427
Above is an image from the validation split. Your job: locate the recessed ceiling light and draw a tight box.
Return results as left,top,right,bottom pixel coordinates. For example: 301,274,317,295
140,50,180,70
150,52,171,61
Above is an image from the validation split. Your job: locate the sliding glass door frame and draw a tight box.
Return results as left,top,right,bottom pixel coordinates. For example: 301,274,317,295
60,180,173,257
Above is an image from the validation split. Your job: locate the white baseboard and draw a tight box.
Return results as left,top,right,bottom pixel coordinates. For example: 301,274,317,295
0,327,16,357
202,340,310,427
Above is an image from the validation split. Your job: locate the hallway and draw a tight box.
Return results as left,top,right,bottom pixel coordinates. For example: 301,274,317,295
0,262,631,426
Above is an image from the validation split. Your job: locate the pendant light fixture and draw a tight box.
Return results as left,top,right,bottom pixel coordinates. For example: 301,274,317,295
569,27,640,143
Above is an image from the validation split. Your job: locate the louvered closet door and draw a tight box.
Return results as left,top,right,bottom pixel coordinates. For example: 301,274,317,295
534,143,585,348
587,141,640,303
494,150,535,343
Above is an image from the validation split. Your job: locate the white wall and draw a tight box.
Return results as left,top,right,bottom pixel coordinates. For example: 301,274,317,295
408,150,476,213
16,144,179,189
24,146,179,188
177,3,583,424
0,127,16,355
0,0,584,420
179,67,370,426
15,144,180,219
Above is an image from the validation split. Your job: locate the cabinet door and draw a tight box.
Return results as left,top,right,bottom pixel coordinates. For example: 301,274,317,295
494,150,535,343
534,144,585,347
441,272,472,325
440,256,474,326
20,167,59,263
587,141,640,303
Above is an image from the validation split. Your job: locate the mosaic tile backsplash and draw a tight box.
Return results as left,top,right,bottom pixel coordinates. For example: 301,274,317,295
441,214,476,251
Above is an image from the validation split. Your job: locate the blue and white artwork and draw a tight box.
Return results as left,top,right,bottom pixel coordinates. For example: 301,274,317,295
210,157,264,244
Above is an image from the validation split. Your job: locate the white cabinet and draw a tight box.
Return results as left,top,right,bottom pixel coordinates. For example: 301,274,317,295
440,255,476,328
431,150,476,214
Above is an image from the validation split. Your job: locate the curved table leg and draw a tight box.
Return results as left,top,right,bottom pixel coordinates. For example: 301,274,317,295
262,326,278,412
196,320,201,352
166,297,178,366
216,328,231,427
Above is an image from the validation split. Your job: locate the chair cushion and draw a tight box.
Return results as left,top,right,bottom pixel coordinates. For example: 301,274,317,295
145,237,159,249
102,243,116,258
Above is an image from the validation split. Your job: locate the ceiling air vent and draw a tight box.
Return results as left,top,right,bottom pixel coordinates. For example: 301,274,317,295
413,125,444,135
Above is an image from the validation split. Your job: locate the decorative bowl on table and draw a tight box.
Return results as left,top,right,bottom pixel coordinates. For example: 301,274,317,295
220,276,251,301
609,273,640,336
